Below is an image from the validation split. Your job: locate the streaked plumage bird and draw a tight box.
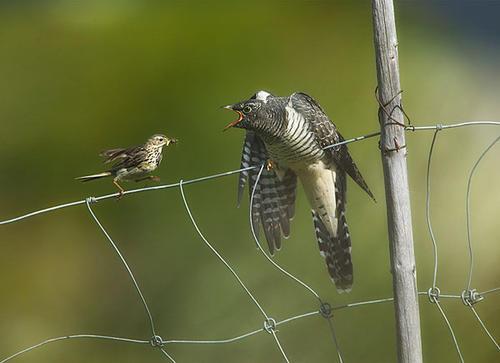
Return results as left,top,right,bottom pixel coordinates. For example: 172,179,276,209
76,134,177,197
223,91,374,292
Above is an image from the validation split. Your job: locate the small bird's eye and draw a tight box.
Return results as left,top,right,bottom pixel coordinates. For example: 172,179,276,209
243,105,252,114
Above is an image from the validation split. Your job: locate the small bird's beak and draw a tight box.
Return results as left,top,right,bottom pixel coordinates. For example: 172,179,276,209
222,105,243,131
167,138,178,146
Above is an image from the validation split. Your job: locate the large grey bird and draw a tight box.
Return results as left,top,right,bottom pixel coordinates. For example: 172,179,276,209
223,91,374,292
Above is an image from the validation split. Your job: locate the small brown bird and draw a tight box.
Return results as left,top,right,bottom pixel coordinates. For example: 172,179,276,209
76,134,177,197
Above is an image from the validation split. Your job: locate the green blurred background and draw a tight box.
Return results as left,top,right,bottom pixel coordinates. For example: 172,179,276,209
0,1,499,362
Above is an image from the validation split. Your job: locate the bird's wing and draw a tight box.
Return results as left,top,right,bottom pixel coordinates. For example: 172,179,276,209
100,148,128,163
107,146,148,170
291,92,375,201
238,131,297,255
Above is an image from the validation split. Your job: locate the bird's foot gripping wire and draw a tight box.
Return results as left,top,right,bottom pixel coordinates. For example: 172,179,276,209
113,179,125,200
266,159,276,171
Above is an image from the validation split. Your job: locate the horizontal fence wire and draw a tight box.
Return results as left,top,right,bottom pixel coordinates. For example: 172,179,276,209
0,120,499,362
424,127,500,361
2,121,499,226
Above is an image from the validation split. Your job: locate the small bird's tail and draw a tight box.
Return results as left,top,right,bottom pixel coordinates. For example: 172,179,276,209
75,172,112,182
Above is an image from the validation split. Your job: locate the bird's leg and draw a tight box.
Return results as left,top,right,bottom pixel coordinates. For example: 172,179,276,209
113,179,125,199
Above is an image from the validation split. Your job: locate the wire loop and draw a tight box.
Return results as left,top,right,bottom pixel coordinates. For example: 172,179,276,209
264,318,277,334
461,289,484,306
319,302,333,319
150,335,165,348
427,287,441,303
85,196,97,204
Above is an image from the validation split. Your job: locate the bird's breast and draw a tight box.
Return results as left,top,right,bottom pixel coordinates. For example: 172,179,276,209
264,107,324,168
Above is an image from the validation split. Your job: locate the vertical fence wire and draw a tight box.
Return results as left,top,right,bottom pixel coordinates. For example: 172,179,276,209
249,164,321,302
325,318,344,363
425,129,465,363
463,135,500,352
178,180,269,320
85,198,157,337
466,303,500,351
248,163,345,362
426,129,441,289
465,135,500,291
431,299,465,363
178,180,291,362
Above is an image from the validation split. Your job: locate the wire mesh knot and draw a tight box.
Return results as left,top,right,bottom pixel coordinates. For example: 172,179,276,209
150,335,164,348
264,318,277,334
427,286,440,303
319,302,333,319
461,289,484,306
85,196,97,204
436,123,444,131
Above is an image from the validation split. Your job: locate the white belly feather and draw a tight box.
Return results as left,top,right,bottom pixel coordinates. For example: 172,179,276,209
296,161,338,238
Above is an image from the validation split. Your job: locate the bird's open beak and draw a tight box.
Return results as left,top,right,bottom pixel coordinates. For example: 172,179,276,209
222,105,243,131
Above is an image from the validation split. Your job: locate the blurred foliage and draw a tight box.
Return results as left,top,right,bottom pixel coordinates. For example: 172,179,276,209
0,1,499,362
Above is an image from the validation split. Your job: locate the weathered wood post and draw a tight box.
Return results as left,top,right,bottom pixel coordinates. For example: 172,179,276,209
371,1,423,362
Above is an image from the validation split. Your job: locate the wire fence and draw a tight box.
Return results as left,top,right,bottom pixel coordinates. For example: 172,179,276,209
0,120,499,362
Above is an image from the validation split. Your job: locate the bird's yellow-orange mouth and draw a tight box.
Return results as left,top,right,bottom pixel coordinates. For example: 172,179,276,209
223,110,243,131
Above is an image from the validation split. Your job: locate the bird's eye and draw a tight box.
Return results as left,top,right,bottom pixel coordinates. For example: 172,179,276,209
243,105,252,114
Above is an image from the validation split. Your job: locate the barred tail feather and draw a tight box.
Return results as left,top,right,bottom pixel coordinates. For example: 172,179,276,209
75,172,111,182
313,209,353,293
311,171,353,293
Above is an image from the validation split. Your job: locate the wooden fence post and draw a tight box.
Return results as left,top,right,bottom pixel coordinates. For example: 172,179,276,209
371,1,424,362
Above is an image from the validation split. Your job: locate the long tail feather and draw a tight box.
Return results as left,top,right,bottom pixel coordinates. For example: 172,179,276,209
75,172,111,182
